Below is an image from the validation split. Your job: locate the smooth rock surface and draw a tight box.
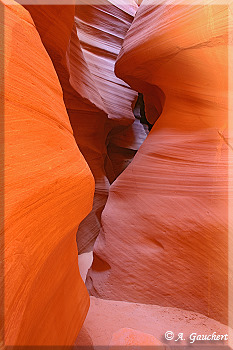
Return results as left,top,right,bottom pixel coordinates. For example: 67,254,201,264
87,1,231,324
4,1,94,345
24,3,110,254
25,1,144,254
75,297,232,348
75,0,138,124
75,1,148,183
109,328,166,347
78,251,93,282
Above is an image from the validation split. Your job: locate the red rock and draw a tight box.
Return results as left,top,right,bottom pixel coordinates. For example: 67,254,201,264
24,3,110,254
75,1,137,125
5,0,230,344
87,2,229,324
25,1,142,253
3,0,94,344
107,118,148,181
25,0,147,253
75,2,147,185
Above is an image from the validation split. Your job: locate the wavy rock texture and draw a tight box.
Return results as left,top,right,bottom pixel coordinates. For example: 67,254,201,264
75,0,138,125
87,1,230,324
24,4,109,254
75,1,148,182
74,0,138,248
4,1,94,345
26,1,144,253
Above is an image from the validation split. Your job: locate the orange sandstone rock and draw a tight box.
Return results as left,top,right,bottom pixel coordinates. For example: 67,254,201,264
87,1,230,324
75,0,138,125
26,1,144,253
24,4,110,254
74,1,148,183
3,1,94,345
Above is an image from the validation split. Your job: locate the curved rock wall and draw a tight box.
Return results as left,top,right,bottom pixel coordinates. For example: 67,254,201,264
75,0,148,183
4,1,94,345
74,0,138,250
25,1,145,253
24,4,109,254
75,0,138,125
4,0,230,344
87,1,230,324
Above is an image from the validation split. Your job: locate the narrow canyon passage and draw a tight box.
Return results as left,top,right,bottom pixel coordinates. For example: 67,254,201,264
3,0,232,347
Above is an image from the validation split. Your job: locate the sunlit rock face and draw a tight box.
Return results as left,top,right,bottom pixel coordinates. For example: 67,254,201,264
25,1,145,254
3,0,94,345
87,1,230,324
74,0,149,181
24,3,110,254
4,0,231,346
74,0,138,125
74,0,147,238
74,0,138,251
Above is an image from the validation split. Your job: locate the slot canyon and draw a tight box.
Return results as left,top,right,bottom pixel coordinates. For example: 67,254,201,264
1,0,233,347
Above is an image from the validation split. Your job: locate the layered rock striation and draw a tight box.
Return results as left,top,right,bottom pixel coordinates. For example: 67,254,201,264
24,3,109,254
87,1,230,324
25,1,145,254
3,0,231,345
3,1,94,345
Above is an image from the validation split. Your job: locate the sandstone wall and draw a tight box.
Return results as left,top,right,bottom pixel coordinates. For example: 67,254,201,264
87,1,230,325
3,1,94,344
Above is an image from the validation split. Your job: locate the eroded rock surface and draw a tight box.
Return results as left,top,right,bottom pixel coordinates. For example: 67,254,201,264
4,0,232,345
25,1,145,254
23,3,109,254
87,1,230,324
4,1,94,345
